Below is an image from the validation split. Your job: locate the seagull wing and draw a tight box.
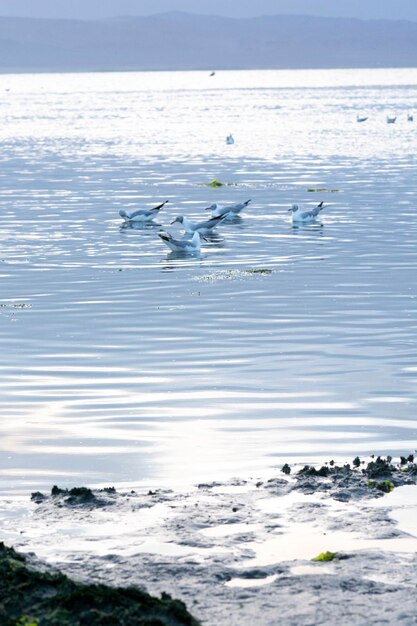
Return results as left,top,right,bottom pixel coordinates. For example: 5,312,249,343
299,210,316,220
195,215,225,230
129,209,152,219
150,200,169,212
226,199,251,213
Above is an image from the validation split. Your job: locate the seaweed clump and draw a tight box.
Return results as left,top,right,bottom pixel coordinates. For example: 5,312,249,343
203,179,237,188
294,455,417,500
0,542,200,626
367,480,395,494
312,551,338,562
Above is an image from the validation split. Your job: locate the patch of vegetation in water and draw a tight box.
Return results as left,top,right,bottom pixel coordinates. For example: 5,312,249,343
203,179,238,188
0,302,32,310
193,268,273,282
312,551,338,562
0,543,200,626
307,188,340,192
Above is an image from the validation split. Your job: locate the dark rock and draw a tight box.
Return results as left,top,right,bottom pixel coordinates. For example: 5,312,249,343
31,492,46,503
333,491,351,502
364,457,394,479
298,465,330,477
0,542,200,626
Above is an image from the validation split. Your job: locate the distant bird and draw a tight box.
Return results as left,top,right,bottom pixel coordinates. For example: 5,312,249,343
119,200,168,223
158,230,201,253
288,202,324,224
226,134,235,145
356,115,368,123
205,199,251,219
408,113,414,122
386,115,397,124
170,214,226,235
209,71,216,77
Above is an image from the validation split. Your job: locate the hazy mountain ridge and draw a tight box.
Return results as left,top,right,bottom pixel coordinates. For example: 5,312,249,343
0,12,416,72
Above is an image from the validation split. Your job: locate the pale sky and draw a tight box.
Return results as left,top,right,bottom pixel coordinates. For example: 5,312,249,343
0,0,417,21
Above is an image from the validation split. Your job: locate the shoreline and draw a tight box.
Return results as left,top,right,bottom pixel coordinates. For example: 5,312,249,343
2,454,417,625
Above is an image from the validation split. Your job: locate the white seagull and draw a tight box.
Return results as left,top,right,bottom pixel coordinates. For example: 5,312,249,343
386,115,397,124
205,199,251,219
289,202,324,224
356,115,368,123
119,200,168,223
170,214,226,235
158,230,201,253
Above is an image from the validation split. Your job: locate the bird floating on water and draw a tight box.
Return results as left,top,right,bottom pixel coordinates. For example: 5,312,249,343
408,113,414,122
386,115,397,124
356,115,368,123
119,200,168,223
226,134,235,145
170,214,226,235
158,230,201,253
289,202,324,224
206,199,251,219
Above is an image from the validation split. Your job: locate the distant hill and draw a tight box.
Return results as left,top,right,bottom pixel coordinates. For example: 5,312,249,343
0,12,416,72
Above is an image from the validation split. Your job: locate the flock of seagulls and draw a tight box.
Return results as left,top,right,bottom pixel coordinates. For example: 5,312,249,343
119,199,325,254
356,113,413,124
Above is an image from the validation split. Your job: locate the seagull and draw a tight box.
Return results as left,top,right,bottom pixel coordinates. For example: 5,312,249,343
386,115,397,124
408,113,414,122
226,134,235,145
158,230,201,253
205,199,251,219
170,214,226,235
119,200,168,223
288,202,324,224
356,115,368,123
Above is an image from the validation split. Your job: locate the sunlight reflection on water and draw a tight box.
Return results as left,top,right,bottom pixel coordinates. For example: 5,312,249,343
0,69,417,493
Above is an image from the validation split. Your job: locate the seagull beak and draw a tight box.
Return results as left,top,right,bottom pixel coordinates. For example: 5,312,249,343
287,208,293,212
204,206,212,211
170,219,177,225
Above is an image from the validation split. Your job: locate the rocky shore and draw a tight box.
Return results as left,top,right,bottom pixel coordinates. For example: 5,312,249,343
1,455,417,625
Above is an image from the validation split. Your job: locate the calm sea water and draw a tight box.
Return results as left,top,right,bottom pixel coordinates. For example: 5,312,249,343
1,69,417,494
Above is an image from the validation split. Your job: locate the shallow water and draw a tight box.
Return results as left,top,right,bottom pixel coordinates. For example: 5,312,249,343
1,68,417,494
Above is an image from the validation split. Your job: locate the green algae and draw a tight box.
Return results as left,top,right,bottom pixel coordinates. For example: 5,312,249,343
367,480,395,493
0,543,200,626
312,551,338,562
307,188,339,192
203,179,238,187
